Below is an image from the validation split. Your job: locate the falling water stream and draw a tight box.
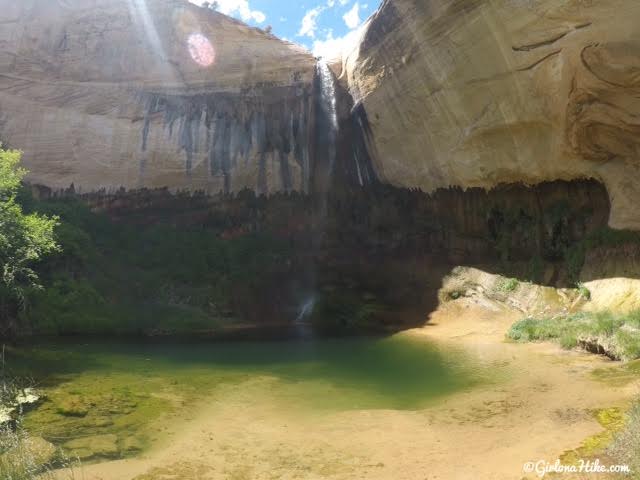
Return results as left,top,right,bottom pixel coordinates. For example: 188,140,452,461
296,60,342,326
317,60,339,174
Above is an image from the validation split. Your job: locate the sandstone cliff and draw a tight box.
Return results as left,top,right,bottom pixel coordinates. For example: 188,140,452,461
345,0,640,229
0,0,316,194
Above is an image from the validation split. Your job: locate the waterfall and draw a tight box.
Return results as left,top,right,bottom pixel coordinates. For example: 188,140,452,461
294,296,316,338
317,60,339,174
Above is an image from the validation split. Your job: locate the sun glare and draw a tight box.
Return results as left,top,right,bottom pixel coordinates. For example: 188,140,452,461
188,33,216,67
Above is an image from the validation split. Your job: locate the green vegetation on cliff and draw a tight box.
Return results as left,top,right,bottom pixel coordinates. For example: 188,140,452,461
311,290,384,333
2,144,638,337
0,146,299,335
16,196,294,335
565,228,640,283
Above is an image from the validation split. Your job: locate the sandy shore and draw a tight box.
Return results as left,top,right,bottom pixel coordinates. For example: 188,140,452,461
69,300,639,480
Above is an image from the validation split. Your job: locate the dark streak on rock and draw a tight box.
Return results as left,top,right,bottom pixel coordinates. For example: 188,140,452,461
258,151,268,195
513,22,592,53
513,31,570,52
574,22,593,30
516,49,562,72
139,88,312,193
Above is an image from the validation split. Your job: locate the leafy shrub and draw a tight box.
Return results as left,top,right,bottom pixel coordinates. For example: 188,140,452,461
577,283,591,301
0,147,59,332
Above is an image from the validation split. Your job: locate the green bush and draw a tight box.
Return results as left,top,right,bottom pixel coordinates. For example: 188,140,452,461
577,283,591,301
0,147,59,332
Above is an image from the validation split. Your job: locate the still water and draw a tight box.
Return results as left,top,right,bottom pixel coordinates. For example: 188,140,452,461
8,334,502,461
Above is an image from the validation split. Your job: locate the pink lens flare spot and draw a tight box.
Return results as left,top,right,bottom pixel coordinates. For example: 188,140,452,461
188,33,216,67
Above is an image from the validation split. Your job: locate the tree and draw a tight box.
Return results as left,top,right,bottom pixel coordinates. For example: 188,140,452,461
201,1,219,11
0,146,59,331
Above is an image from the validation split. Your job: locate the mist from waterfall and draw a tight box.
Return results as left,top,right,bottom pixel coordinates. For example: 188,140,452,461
294,296,316,339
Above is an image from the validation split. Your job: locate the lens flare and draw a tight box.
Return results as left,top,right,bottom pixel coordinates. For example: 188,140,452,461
188,33,215,67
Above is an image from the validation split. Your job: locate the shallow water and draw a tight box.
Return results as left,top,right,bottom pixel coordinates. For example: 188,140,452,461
8,334,502,460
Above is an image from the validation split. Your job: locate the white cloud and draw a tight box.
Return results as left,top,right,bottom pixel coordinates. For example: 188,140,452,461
190,0,266,24
312,23,365,60
343,2,361,29
298,7,324,39
311,1,366,58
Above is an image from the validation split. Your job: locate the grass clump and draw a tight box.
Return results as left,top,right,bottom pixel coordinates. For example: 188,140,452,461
507,310,640,361
1,377,76,479
608,400,640,478
1,425,52,479
496,277,519,293
0,424,78,480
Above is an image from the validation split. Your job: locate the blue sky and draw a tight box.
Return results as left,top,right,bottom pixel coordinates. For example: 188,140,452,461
189,0,380,58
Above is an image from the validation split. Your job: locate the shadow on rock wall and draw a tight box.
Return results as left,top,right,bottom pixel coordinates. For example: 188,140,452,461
26,175,640,336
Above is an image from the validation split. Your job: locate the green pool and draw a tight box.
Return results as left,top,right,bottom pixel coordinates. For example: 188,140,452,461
6,334,503,461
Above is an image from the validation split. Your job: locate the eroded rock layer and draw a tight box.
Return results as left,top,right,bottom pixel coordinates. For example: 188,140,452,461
0,0,316,194
345,0,640,229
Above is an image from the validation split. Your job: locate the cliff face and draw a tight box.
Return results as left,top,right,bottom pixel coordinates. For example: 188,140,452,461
4,0,639,232
345,0,640,230
0,0,316,194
